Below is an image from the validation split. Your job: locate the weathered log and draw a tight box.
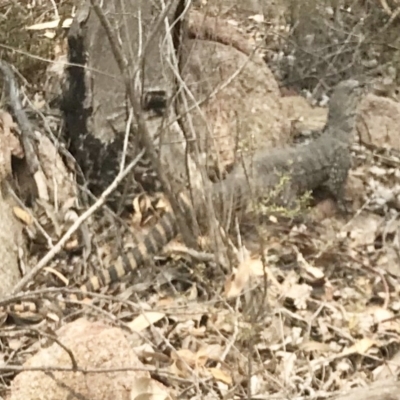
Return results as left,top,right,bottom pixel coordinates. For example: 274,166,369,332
63,0,189,206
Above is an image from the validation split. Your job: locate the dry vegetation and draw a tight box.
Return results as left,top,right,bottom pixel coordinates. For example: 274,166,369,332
266,0,400,95
0,1,72,87
1,0,400,399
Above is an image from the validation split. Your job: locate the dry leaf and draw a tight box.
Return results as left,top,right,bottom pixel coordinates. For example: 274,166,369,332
170,350,201,378
13,207,33,225
372,308,400,333
343,213,382,247
170,360,190,378
340,338,377,357
26,19,73,30
197,345,223,362
132,196,144,226
8,338,23,351
248,14,264,23
64,238,79,251
284,284,312,309
224,269,250,298
188,326,206,337
171,348,208,369
209,368,232,385
130,376,173,400
298,340,334,353
224,257,252,298
157,297,175,307
278,351,297,383
43,267,68,286
128,312,165,332
225,255,277,298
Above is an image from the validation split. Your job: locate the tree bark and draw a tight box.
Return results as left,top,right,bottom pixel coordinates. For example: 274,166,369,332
63,0,191,207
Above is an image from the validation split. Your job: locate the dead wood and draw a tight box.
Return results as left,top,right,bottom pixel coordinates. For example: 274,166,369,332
63,0,191,204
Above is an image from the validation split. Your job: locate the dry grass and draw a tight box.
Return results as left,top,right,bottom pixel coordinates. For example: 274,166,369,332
0,0,72,89
267,0,400,94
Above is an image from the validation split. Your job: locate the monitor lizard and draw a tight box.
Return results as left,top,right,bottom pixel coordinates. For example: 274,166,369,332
211,79,362,217
0,74,364,319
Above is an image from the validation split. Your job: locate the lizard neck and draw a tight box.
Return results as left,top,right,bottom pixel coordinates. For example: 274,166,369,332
324,111,358,142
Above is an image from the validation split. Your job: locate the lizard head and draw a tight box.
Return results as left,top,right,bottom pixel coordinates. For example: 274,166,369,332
326,79,365,134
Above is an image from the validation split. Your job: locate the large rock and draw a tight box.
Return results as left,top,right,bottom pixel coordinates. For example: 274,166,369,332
181,39,290,174
0,111,26,297
8,319,152,400
0,200,24,297
357,93,400,150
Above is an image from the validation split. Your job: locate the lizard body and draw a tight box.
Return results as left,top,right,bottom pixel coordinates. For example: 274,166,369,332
212,79,362,214
0,75,363,319
4,206,180,316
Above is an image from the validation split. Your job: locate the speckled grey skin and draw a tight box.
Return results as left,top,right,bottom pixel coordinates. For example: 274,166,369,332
211,79,363,214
